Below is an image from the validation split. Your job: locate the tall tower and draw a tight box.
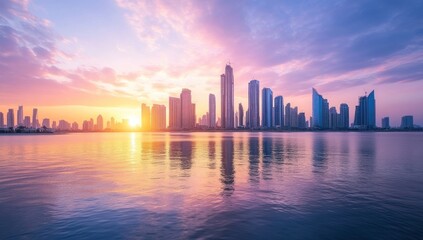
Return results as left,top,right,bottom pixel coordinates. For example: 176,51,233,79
180,88,192,129
17,106,23,126
141,103,151,130
261,88,273,128
238,103,244,127
274,96,284,128
97,115,103,130
312,88,329,129
248,80,260,129
169,97,181,129
339,103,349,129
220,64,234,129
32,108,38,128
209,94,216,128
7,109,15,128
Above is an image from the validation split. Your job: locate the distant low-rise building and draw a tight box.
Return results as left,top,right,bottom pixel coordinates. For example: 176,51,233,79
401,116,413,129
381,117,390,129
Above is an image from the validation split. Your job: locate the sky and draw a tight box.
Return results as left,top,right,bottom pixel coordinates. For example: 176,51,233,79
1,0,423,127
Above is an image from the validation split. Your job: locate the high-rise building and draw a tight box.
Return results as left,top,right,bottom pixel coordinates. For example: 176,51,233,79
32,108,38,128
191,103,196,128
220,64,234,129
23,116,30,127
248,80,260,129
52,120,57,129
401,115,413,129
209,94,216,128
7,109,14,128
245,110,249,128
291,106,298,128
285,103,291,127
339,103,349,129
151,104,166,130
312,88,329,129
262,88,273,128
169,97,181,129
72,122,79,131
42,118,50,128
97,115,103,130
238,103,244,127
17,106,23,126
235,112,239,128
353,90,376,128
141,104,151,130
180,89,192,129
298,112,306,129
274,96,284,128
382,117,390,129
110,117,115,129
329,107,338,129
0,112,4,128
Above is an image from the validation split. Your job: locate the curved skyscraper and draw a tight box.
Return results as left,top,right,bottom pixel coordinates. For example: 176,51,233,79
353,90,376,129
220,64,234,129
312,88,329,129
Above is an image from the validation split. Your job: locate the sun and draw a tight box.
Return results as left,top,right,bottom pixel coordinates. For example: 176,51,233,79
128,116,139,128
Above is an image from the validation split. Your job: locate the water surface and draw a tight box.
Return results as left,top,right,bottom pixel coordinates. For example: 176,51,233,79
0,132,422,239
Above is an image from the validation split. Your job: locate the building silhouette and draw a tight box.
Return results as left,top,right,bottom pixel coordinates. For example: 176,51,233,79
209,94,216,128
141,103,151,130
97,115,103,130
248,80,260,129
238,103,244,127
354,90,376,129
329,107,338,129
285,103,291,128
151,104,166,130
298,112,306,129
401,115,413,129
262,88,273,128
312,88,329,129
220,64,235,129
169,96,181,129
181,88,192,129
382,117,390,129
17,106,23,126
32,108,38,128
42,118,50,128
339,103,349,129
274,96,284,128
7,109,14,128
0,112,4,128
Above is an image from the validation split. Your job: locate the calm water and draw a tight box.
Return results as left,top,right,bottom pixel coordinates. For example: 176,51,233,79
0,132,422,239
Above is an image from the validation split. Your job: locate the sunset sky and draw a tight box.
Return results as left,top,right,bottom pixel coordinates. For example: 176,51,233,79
1,0,423,126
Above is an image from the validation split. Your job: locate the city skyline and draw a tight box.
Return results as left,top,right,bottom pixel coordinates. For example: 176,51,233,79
1,1,423,126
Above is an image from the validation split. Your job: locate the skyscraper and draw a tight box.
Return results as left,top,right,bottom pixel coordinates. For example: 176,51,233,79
97,115,103,130
291,106,298,128
0,112,4,128
382,117,390,129
191,103,196,128
285,103,291,128
353,90,376,129
262,88,273,128
329,107,338,129
238,103,244,127
274,96,284,128
220,64,234,129
209,94,216,128
248,80,260,129
17,106,23,126
141,103,151,130
298,112,306,129
151,104,166,130
339,103,349,129
181,88,192,129
169,97,181,129
7,109,14,128
312,88,329,129
32,108,38,128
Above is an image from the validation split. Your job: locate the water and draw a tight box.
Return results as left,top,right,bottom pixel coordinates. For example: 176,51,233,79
0,132,422,239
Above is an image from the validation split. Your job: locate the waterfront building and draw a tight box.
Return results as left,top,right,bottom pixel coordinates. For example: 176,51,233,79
274,96,284,128
97,115,103,130
354,90,376,128
339,103,349,129
285,103,291,128
181,88,192,129
151,104,166,130
238,103,244,127
141,103,151,130
262,88,273,128
221,64,235,129
7,109,14,128
401,115,414,129
17,106,23,126
169,97,181,129
0,112,4,128
382,117,390,129
248,80,260,129
32,108,38,128
312,88,330,129
298,112,306,129
42,118,50,128
329,107,338,129
209,94,216,128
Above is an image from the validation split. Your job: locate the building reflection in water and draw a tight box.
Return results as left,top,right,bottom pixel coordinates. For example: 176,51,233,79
220,138,235,196
312,133,328,174
208,140,216,170
358,134,376,173
169,141,193,173
248,137,260,183
262,137,273,180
